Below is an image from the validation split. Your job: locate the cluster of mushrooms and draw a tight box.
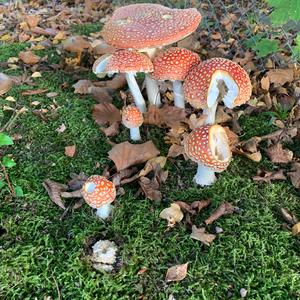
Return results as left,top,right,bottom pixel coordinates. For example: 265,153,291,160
81,4,252,219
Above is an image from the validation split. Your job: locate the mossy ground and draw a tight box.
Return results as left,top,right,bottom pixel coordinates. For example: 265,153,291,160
1,35,300,300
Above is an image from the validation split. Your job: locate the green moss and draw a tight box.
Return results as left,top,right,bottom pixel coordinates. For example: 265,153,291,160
1,38,300,300
71,23,103,36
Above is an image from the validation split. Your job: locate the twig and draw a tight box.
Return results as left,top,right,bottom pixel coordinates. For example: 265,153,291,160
0,107,27,132
1,163,15,197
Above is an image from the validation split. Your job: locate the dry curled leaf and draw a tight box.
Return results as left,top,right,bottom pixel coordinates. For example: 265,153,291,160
175,199,211,215
280,208,298,225
65,145,76,157
92,103,121,126
253,169,286,183
108,141,160,171
204,202,236,225
287,163,300,189
0,73,13,96
19,51,40,65
190,225,216,246
167,144,185,158
159,203,184,227
165,263,188,283
73,80,93,94
266,143,293,164
188,113,206,129
62,36,90,53
292,223,300,235
267,69,294,85
21,88,48,96
42,179,68,210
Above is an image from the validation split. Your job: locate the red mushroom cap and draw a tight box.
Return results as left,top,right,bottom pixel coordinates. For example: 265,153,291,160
183,124,232,172
183,58,252,109
101,4,201,49
93,50,153,75
122,105,143,128
82,175,116,209
152,47,200,81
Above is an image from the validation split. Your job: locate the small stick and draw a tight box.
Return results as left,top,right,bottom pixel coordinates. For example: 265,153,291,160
1,163,15,197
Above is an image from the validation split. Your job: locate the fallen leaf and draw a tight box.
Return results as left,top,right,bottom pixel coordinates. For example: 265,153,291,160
56,123,66,133
215,107,232,123
65,145,76,157
188,113,206,129
0,73,13,96
92,103,121,126
108,141,160,171
165,263,188,283
62,36,90,53
175,199,211,215
31,71,42,78
266,143,293,164
21,88,48,96
190,225,216,246
204,202,236,225
144,105,187,128
267,69,294,85
19,51,40,65
280,208,298,225
46,92,58,98
25,15,40,28
167,144,185,158
101,122,120,137
89,86,113,103
42,179,67,210
261,76,270,91
287,163,300,188
73,79,93,94
138,156,167,177
292,222,300,235
159,203,184,227
224,127,239,148
253,169,286,183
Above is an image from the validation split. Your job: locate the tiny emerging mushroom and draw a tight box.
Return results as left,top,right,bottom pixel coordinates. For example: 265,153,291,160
93,50,153,113
153,47,200,109
81,175,116,219
183,58,252,124
183,124,232,186
122,105,143,141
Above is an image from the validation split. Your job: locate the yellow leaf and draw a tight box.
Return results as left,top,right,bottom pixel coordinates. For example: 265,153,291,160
292,223,300,235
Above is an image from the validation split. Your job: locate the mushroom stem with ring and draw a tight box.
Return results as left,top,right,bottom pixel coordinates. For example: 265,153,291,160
173,80,185,108
145,75,161,107
194,164,216,186
125,73,147,113
96,203,112,219
130,127,141,141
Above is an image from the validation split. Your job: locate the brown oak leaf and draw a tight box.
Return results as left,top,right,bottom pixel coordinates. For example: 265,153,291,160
253,169,286,183
287,163,300,189
266,143,293,164
19,51,40,65
190,225,216,246
165,263,188,283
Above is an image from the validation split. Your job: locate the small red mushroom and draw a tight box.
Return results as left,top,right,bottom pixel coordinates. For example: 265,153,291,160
81,175,116,219
122,105,143,141
183,124,232,186
93,50,153,113
183,58,252,124
153,47,200,108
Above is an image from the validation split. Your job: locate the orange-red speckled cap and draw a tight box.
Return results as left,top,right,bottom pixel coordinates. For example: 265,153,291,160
184,124,231,172
122,105,143,128
101,4,201,49
183,58,252,109
82,175,116,209
153,47,200,81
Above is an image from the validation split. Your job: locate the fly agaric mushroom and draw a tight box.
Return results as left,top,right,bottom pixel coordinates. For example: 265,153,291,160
153,47,200,108
183,58,252,124
184,124,232,186
122,105,143,141
93,50,153,113
101,4,201,107
0,73,13,96
81,175,116,219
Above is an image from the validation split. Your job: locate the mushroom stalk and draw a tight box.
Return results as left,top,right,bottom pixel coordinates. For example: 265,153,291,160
173,80,185,108
203,101,218,125
145,75,161,107
129,127,141,141
194,164,216,186
96,203,112,219
125,73,146,113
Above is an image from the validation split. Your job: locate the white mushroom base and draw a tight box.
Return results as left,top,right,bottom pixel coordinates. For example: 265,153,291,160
145,74,161,107
130,127,141,141
194,164,216,186
96,203,112,219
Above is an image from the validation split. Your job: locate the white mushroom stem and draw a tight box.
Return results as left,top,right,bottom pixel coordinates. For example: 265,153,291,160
96,203,112,219
129,127,141,141
125,73,146,113
145,75,161,107
173,80,185,109
194,164,216,186
203,101,218,125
